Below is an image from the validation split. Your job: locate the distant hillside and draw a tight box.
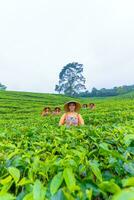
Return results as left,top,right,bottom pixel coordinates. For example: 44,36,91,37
0,91,78,121
78,84,134,97
0,90,78,106
118,91,134,99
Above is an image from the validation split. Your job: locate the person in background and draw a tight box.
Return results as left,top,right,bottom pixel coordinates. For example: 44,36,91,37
59,101,84,127
53,107,61,115
82,104,88,109
41,107,51,116
89,103,96,110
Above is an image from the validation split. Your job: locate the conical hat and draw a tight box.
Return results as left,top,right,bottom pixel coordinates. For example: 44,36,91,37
64,101,81,112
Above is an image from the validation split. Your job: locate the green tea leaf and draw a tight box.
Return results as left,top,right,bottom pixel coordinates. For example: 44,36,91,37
124,134,134,146
112,188,134,200
0,181,13,193
50,172,63,195
63,168,76,191
86,189,92,200
122,177,134,187
23,192,33,200
8,167,20,183
0,192,15,200
33,179,45,200
62,188,75,200
124,162,134,175
7,149,19,159
99,181,121,194
18,177,33,186
51,189,65,200
89,162,102,182
99,142,110,151
0,176,12,185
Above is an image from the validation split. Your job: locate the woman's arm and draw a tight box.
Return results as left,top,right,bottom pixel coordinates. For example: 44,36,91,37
78,114,84,125
41,111,45,116
59,113,66,126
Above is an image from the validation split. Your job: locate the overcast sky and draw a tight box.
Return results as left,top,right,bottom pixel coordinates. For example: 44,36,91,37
0,0,134,93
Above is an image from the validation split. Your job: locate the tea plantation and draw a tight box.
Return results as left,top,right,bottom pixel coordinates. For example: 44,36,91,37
0,91,134,200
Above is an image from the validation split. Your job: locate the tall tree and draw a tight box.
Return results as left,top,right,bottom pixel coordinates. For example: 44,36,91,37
0,83,7,91
55,62,86,96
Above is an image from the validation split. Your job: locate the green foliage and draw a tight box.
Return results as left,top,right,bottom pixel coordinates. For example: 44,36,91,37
63,168,76,191
0,82,7,91
55,62,86,96
0,91,134,199
7,167,20,185
0,192,15,200
112,188,134,200
33,180,45,200
78,84,134,97
50,172,63,195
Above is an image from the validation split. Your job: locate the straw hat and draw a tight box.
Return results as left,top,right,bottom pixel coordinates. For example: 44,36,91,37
54,107,61,111
43,107,51,111
64,101,81,112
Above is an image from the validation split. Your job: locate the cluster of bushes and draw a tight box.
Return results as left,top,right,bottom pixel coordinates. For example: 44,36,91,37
78,84,134,97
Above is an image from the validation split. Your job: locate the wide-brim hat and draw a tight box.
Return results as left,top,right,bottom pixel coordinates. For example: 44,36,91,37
64,101,81,112
44,107,51,111
54,107,61,111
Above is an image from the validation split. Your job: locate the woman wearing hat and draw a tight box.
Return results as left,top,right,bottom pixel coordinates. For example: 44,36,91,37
53,107,61,115
82,104,88,109
59,101,84,126
89,103,96,110
41,107,51,116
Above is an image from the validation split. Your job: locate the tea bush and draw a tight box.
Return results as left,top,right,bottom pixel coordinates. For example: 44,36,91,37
0,91,134,200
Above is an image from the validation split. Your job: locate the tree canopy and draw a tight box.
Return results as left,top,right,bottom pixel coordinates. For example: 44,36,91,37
0,83,7,91
55,62,86,96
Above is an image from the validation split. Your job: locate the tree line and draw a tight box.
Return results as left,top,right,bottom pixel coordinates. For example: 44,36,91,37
78,85,134,97
55,62,134,97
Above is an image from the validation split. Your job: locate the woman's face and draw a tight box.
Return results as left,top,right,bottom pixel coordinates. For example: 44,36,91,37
55,108,60,113
68,103,76,112
45,108,50,112
90,104,95,109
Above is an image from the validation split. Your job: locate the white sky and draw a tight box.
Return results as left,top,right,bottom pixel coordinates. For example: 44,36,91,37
0,0,134,93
